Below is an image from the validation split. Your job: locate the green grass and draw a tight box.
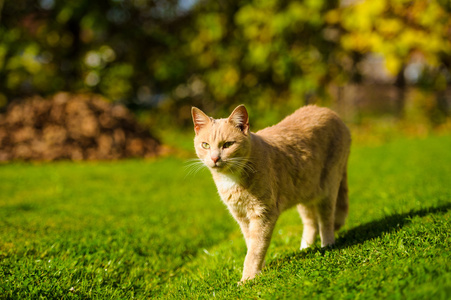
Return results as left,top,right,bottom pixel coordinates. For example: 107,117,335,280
1,135,450,299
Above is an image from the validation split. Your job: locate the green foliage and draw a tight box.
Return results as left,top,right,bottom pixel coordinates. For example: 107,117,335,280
0,0,184,102
0,0,450,126
177,0,342,115
1,135,451,298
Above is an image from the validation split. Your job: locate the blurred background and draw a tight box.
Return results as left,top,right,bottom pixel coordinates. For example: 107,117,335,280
0,0,450,159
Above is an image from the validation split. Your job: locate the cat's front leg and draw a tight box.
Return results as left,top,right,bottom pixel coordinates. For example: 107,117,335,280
241,215,277,282
236,219,250,247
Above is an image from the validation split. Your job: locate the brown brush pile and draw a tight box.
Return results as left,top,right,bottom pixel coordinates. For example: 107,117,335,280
0,93,161,161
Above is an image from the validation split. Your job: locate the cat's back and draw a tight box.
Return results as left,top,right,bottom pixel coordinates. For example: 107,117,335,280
256,105,350,150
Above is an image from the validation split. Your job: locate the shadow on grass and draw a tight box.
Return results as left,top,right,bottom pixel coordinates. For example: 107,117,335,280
335,202,451,248
268,202,451,268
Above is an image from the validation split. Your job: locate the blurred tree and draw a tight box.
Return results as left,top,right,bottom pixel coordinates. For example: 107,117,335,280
164,0,450,126
0,0,450,127
331,0,451,124
333,0,451,84
0,0,189,106
170,0,346,120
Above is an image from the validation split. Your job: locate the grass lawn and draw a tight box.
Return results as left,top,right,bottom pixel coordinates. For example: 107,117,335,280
0,134,450,299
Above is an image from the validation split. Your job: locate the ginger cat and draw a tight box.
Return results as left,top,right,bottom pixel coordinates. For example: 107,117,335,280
191,105,351,282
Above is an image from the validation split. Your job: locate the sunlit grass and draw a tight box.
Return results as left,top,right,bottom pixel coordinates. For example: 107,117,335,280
1,135,450,298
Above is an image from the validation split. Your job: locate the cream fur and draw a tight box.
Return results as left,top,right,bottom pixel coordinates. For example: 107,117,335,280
191,105,351,282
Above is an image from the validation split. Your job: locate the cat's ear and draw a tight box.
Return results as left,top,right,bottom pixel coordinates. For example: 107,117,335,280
228,105,249,135
192,107,211,135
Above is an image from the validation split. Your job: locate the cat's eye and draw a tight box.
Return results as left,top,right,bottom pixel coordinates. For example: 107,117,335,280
201,142,210,149
223,141,235,149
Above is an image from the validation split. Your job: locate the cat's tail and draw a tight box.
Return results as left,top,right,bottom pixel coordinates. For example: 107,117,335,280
334,170,349,231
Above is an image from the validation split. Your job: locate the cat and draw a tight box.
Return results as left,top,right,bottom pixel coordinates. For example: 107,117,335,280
191,104,351,282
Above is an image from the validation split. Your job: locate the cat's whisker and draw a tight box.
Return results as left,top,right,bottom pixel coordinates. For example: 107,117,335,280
227,157,257,176
185,165,205,178
183,159,203,169
184,161,204,170
184,159,207,178
233,157,257,172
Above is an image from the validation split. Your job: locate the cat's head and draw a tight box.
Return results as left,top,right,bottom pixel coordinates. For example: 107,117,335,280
191,105,251,173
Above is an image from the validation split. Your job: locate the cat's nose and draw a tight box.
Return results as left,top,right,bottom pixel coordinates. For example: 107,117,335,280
211,156,220,164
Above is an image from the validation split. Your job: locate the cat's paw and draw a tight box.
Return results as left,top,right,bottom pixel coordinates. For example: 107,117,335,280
321,242,336,249
300,240,312,250
237,278,250,286
239,273,257,284
237,278,253,286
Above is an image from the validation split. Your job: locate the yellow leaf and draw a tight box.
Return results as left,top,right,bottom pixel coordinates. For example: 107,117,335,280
385,55,402,75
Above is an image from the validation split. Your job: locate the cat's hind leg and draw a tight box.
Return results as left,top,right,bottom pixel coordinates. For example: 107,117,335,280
334,170,349,231
316,196,337,248
297,204,318,250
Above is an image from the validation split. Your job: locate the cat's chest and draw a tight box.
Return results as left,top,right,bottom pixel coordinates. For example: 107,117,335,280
214,173,262,219
215,173,241,193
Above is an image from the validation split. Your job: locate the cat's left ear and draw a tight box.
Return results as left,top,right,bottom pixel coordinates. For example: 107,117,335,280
192,107,211,135
228,105,250,135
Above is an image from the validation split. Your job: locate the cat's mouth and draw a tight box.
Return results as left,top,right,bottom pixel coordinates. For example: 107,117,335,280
209,161,227,170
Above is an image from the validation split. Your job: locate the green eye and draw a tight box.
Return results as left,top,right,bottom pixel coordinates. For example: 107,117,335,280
201,142,210,149
223,141,235,149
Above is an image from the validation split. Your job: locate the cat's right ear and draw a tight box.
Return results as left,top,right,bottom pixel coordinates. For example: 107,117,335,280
191,107,211,135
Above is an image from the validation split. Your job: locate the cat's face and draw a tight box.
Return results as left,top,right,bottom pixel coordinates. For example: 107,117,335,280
192,105,251,173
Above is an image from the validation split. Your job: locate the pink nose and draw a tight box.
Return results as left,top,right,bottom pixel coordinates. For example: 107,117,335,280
211,156,220,164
